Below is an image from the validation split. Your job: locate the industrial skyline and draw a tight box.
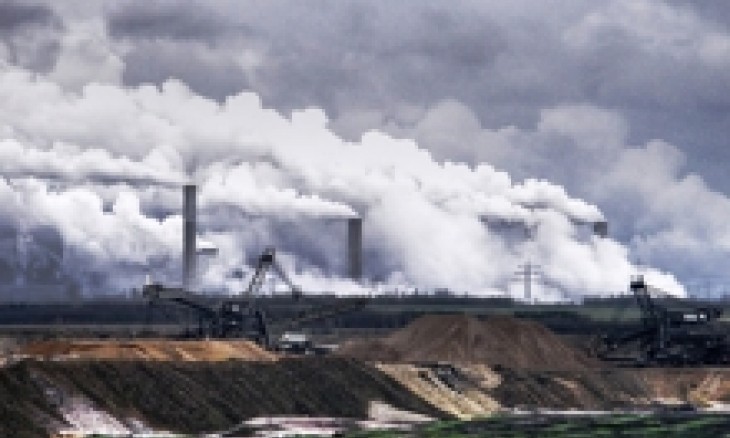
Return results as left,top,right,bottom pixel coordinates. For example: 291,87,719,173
6,3,730,436
0,1,728,299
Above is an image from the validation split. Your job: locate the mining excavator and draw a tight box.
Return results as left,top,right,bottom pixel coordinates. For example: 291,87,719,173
595,275,730,366
143,247,299,344
143,247,369,348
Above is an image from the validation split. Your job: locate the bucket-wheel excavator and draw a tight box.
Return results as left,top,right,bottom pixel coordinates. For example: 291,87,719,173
595,275,729,366
143,247,369,347
143,247,299,345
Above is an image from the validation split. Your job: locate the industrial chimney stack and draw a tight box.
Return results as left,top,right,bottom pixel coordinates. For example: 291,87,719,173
183,184,197,290
347,217,362,281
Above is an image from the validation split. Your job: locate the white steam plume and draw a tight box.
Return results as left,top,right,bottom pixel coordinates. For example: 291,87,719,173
0,139,184,186
0,64,684,299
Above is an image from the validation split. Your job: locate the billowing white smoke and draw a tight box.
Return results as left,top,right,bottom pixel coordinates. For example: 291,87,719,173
0,178,182,292
0,139,184,186
0,65,684,299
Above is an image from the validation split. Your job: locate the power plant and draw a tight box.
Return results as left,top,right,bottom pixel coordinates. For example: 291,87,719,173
2,184,730,436
0,184,726,365
0,184,730,436
142,185,369,348
178,184,364,288
4,1,728,434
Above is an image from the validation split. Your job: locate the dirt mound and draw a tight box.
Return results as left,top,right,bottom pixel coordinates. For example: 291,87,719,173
19,339,277,362
339,314,595,370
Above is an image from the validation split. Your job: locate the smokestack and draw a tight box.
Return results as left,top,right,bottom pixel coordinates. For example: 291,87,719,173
183,184,196,290
347,217,362,281
593,221,608,238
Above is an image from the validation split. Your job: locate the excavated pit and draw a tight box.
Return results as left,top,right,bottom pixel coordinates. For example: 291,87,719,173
5,314,730,435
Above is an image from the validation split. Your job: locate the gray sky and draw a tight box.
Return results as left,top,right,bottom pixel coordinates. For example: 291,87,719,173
1,0,730,296
99,1,730,191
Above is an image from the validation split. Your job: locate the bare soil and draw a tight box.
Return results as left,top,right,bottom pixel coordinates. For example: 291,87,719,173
18,339,277,362
636,368,730,404
339,314,596,370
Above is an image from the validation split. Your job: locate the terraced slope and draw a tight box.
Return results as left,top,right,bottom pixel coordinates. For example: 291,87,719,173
0,358,446,436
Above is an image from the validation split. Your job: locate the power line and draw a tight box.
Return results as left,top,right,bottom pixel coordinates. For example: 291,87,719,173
514,260,543,303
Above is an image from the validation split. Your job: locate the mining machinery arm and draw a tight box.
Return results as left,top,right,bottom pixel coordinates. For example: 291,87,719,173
142,282,270,342
597,275,729,366
244,247,302,299
143,247,301,344
144,246,371,348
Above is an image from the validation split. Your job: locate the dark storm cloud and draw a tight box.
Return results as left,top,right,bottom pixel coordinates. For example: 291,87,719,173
252,2,507,113
0,1,56,33
106,0,251,41
105,1,507,111
98,1,730,196
121,41,251,101
106,0,257,100
667,0,730,27
0,1,63,72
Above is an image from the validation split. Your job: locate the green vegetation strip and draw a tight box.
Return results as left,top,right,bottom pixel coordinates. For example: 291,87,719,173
347,414,730,438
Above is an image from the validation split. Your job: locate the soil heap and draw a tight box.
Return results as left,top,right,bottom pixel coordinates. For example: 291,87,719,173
18,339,277,362
339,314,595,370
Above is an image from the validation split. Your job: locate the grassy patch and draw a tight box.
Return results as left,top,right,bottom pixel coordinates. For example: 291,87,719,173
346,414,730,438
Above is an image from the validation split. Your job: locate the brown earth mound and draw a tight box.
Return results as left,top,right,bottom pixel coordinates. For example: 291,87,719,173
19,339,277,362
339,314,595,370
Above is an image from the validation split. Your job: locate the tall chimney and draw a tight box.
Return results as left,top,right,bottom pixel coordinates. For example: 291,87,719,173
183,184,197,290
347,217,362,281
